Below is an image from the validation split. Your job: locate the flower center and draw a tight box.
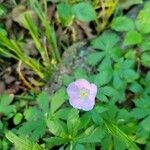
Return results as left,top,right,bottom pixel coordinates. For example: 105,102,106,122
79,89,89,99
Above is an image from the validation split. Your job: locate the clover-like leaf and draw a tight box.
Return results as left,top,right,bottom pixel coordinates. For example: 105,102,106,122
97,85,120,102
0,94,16,116
111,16,135,31
141,52,150,68
91,31,122,62
92,31,120,50
57,3,74,26
73,2,96,22
113,58,139,84
136,3,150,33
124,30,143,46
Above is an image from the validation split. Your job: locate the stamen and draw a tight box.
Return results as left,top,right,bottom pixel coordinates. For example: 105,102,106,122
79,89,89,99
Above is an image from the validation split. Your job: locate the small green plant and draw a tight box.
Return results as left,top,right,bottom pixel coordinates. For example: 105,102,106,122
4,91,139,150
0,0,121,83
1,1,150,150
0,0,60,81
57,0,119,32
6,131,44,150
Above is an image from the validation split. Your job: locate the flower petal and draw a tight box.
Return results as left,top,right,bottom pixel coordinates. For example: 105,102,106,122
80,98,95,111
67,82,79,99
69,97,83,109
89,83,97,100
75,79,91,89
67,79,97,111
69,97,95,111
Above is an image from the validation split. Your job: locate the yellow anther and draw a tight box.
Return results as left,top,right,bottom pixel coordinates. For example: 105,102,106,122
79,89,88,99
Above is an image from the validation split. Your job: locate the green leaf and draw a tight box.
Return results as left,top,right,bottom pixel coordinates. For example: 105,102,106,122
57,3,74,26
0,94,16,116
93,69,112,87
95,105,108,114
62,75,73,86
141,116,150,131
101,134,112,150
113,58,138,87
123,69,139,82
141,52,150,67
124,30,143,46
145,72,150,85
46,118,67,137
129,82,143,93
91,110,103,125
131,108,149,119
86,52,105,66
79,112,91,130
67,109,80,136
0,4,7,16
117,109,132,123
96,91,108,102
111,16,134,31
54,107,71,120
144,1,150,9
18,105,46,142
97,57,113,72
0,120,3,130
121,58,135,69
134,97,150,108
13,113,23,125
37,91,49,114
24,107,43,121
74,67,88,80
119,0,143,9
97,85,121,102
113,73,125,89
136,5,150,33
104,120,140,150
6,131,44,150
17,119,46,141
114,137,127,150
135,128,149,144
44,137,67,149
100,86,119,98
0,28,7,36
138,36,150,52
125,49,136,59
91,31,119,50
50,87,67,114
74,144,86,150
77,127,105,143
146,142,150,150
73,2,96,22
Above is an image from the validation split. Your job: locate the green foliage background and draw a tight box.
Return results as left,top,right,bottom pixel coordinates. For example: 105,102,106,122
0,0,150,150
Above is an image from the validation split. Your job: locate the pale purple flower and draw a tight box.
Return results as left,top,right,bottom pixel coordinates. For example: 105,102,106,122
67,79,97,111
